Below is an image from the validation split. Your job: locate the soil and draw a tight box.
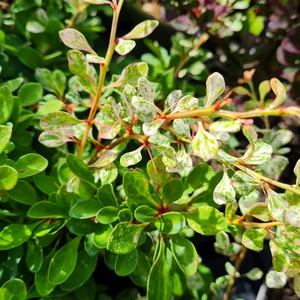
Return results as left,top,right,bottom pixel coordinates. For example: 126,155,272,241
266,279,300,300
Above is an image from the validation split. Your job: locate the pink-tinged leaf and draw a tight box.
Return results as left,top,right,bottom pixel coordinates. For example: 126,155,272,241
115,39,136,56
86,54,105,64
96,122,121,139
89,150,118,168
269,78,286,109
123,20,159,40
39,131,73,148
59,29,96,54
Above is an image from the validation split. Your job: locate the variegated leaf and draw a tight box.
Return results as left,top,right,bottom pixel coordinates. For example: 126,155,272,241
209,120,242,133
217,149,241,165
154,145,177,168
132,96,161,122
239,190,260,215
38,131,73,148
295,159,300,186
205,72,225,107
172,95,198,113
242,142,273,165
166,149,193,177
86,54,105,64
143,119,165,136
243,126,257,144
115,39,136,56
173,119,191,139
213,168,236,205
102,97,121,122
68,50,90,79
120,147,143,167
123,20,159,40
90,150,119,168
192,122,219,161
165,90,182,112
148,133,171,146
255,155,288,180
59,28,95,54
138,77,154,103
266,188,289,222
96,122,121,139
269,78,286,109
120,85,136,119
231,171,260,196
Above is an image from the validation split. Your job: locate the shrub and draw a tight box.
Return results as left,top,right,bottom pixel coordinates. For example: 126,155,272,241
0,0,300,299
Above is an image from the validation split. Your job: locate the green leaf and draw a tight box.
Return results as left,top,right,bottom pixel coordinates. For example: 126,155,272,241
97,206,119,224
0,78,24,92
40,111,81,131
120,147,143,167
115,39,136,56
270,240,289,272
0,166,18,191
97,184,119,207
123,20,159,40
205,72,225,107
242,142,273,165
231,171,260,196
93,224,113,249
294,159,300,186
185,206,227,235
19,47,42,69
192,122,219,161
245,268,264,280
0,86,14,125
26,239,43,273
48,236,81,285
171,235,198,276
18,83,43,107
266,271,287,289
69,200,101,219
33,175,59,195
52,69,66,98
35,252,56,296
130,250,151,287
154,212,185,234
0,279,27,300
269,78,286,109
147,238,173,300
15,153,48,178
66,154,96,188
242,228,267,251
28,201,68,219
266,188,288,221
59,28,95,54
134,205,157,222
258,80,270,103
246,203,271,222
162,179,184,205
107,222,147,254
35,68,55,94
6,180,37,205
67,218,99,235
68,50,91,80
147,155,170,187
0,224,32,250
115,249,138,276
60,249,98,291
213,168,236,205
123,171,158,210
0,125,12,155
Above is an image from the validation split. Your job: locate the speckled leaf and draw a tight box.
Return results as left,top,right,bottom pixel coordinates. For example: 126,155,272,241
138,77,154,102
205,72,225,107
148,133,171,146
123,20,159,40
165,90,183,112
59,28,95,54
171,234,198,276
38,131,72,147
154,145,177,168
216,231,230,250
192,122,219,161
86,54,105,64
120,146,143,167
185,206,227,236
114,62,148,87
173,119,191,139
40,111,81,132
115,39,136,56
242,142,272,165
269,78,286,109
68,50,90,79
266,271,287,289
166,149,193,177
231,171,260,196
132,96,160,122
256,155,288,180
142,119,165,136
102,97,121,122
96,121,121,139
210,120,242,133
213,168,236,205
266,188,288,222
107,222,147,254
242,228,267,251
172,95,198,113
286,206,300,227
